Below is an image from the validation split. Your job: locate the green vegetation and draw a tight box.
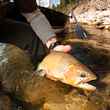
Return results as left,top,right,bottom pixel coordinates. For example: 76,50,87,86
52,0,76,14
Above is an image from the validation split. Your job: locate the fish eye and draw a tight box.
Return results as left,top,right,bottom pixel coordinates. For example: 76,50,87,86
80,73,86,78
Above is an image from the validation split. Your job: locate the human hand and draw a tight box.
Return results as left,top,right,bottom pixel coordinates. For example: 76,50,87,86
46,37,71,52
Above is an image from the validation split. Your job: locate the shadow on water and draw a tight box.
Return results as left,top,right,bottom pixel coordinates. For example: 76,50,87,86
61,29,110,90
70,43,110,76
70,43,109,88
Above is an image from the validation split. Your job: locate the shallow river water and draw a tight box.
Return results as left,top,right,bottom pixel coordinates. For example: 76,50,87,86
0,24,110,110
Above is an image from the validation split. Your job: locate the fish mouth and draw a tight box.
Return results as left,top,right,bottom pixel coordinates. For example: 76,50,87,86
77,82,96,91
76,77,97,91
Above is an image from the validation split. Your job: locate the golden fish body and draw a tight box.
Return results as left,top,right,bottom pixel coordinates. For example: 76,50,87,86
37,52,97,91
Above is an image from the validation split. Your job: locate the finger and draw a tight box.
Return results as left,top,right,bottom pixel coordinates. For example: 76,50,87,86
53,45,71,52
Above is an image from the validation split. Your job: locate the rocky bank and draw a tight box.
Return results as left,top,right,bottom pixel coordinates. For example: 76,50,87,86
73,0,110,29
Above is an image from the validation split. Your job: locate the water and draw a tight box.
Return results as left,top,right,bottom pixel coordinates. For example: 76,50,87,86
0,43,8,66
0,25,110,110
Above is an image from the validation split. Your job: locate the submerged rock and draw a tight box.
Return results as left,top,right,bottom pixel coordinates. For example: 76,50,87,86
0,43,68,104
0,92,12,110
65,90,107,110
0,41,109,110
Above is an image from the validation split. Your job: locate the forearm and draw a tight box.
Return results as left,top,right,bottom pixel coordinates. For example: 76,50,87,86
23,9,56,44
14,0,56,45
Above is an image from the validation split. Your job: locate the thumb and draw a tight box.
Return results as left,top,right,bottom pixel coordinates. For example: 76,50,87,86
53,45,71,52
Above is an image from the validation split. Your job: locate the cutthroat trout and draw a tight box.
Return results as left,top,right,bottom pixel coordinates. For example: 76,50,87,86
37,51,97,91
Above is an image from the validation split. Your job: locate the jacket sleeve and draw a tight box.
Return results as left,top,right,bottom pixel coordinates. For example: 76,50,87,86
23,9,56,44
14,0,56,44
